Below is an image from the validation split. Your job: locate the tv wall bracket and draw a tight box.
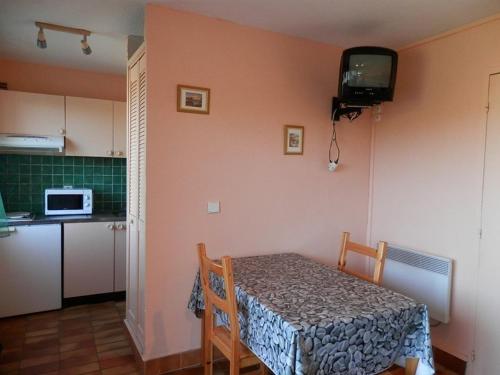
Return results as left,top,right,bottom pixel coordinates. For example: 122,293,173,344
331,97,372,122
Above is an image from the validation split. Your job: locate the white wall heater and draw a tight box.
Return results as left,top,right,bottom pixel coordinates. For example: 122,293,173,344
381,244,453,324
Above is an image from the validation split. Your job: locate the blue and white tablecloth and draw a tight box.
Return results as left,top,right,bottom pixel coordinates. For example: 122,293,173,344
188,253,434,375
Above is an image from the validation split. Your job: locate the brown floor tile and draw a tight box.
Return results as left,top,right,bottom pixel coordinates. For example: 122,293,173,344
0,348,23,364
59,334,94,345
58,361,100,375
59,354,98,370
59,340,96,353
94,334,127,346
25,328,59,338
96,340,130,353
97,348,132,361
19,361,59,375
100,363,138,375
22,346,59,359
20,354,59,369
99,354,135,370
24,334,59,345
25,320,59,332
0,361,20,373
59,348,97,361
59,327,94,338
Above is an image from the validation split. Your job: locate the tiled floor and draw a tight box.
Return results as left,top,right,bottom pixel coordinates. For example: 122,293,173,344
0,301,459,375
0,301,139,375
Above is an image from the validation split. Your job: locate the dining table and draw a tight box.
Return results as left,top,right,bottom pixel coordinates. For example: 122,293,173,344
188,253,434,375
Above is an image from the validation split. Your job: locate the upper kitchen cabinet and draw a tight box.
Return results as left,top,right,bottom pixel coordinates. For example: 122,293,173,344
0,90,65,136
66,96,114,157
113,101,126,158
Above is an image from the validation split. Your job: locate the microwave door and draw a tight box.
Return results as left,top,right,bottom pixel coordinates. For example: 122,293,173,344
47,195,84,211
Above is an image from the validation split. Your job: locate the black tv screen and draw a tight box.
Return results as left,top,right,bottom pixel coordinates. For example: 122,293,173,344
339,47,398,105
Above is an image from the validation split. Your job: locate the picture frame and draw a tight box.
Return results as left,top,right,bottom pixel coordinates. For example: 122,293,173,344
177,85,210,114
284,125,304,155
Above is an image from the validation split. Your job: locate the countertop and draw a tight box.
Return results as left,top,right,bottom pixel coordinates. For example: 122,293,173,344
5,212,126,226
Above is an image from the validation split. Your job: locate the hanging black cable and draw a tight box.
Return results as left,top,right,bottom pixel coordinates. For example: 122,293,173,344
329,119,340,164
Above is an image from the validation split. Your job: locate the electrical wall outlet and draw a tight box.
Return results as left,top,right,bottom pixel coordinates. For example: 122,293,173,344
207,201,220,214
328,161,338,172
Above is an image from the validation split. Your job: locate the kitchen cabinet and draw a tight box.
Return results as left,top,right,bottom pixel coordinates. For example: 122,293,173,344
64,221,126,298
0,90,65,136
113,101,127,157
64,222,114,297
0,224,61,318
114,221,127,291
65,96,114,157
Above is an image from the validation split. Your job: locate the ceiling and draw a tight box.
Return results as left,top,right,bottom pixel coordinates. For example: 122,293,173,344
1,0,500,75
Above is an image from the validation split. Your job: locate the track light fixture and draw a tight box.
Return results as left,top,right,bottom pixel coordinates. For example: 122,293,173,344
35,21,92,55
36,27,47,49
80,35,92,55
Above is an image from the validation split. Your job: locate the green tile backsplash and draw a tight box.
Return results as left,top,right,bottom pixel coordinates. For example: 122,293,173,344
0,154,126,214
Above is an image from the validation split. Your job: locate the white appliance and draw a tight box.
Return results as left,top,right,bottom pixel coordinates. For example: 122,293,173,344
45,188,93,215
0,224,61,317
381,244,453,323
0,133,65,153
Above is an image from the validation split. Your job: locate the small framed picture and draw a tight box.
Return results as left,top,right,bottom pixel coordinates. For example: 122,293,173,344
177,85,210,114
284,125,304,155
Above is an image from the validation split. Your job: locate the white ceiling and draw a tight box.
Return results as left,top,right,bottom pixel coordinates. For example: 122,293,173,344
1,0,500,75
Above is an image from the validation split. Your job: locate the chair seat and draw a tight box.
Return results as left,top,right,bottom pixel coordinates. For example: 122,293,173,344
212,326,261,368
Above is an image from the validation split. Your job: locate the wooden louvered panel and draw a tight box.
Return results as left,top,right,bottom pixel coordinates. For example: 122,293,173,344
128,62,140,218
138,69,147,222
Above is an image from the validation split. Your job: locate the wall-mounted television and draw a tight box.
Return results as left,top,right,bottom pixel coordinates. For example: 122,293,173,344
338,46,398,105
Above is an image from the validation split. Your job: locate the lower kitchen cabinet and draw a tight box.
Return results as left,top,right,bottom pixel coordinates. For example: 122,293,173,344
0,224,61,318
64,221,126,298
114,222,127,292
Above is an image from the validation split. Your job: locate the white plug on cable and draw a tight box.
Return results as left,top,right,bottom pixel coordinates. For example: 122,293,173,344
328,160,338,172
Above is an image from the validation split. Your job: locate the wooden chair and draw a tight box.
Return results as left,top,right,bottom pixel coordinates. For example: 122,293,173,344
338,231,388,285
197,243,266,375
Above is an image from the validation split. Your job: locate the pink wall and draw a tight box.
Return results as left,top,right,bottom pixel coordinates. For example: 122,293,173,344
369,17,500,362
0,58,126,101
144,5,372,358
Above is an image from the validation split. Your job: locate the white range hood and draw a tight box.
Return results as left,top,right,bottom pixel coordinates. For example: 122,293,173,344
0,134,65,153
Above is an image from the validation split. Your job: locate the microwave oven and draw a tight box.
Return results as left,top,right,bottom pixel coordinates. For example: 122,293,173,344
45,188,93,215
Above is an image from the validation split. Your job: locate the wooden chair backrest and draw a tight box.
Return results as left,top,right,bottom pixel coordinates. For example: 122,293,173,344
338,232,388,285
197,243,240,346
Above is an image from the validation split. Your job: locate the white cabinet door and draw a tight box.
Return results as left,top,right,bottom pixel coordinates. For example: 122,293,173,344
66,96,113,157
0,90,65,136
64,222,114,298
0,225,61,318
114,221,127,291
113,101,127,158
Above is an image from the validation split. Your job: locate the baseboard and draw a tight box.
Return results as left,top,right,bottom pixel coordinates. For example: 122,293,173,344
62,291,125,307
433,346,467,375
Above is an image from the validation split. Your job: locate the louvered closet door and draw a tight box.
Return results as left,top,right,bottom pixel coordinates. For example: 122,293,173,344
137,53,147,338
126,58,140,327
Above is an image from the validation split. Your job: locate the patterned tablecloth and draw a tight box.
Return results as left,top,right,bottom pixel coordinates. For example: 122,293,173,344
188,253,434,375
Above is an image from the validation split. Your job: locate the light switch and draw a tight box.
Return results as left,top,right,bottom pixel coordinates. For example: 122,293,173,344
207,201,220,214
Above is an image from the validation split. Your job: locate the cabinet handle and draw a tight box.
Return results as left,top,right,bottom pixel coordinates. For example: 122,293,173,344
59,128,66,135
116,151,123,157
107,224,115,230
107,150,113,156
118,224,126,230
